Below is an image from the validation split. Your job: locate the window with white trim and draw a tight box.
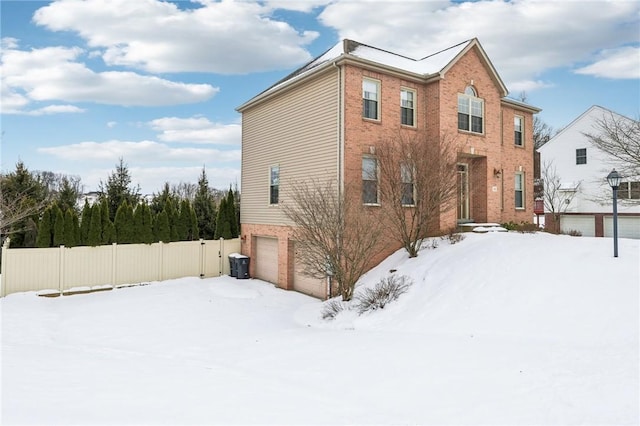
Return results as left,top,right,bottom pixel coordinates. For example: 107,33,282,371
400,88,415,126
401,162,415,206
576,148,587,165
269,165,279,205
618,181,640,200
458,86,483,134
362,79,380,120
514,116,523,146
515,172,525,209
362,157,378,204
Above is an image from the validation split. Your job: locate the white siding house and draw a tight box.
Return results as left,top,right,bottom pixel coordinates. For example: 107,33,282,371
538,105,640,238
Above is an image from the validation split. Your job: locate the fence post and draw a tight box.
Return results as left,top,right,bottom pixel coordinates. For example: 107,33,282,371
111,243,117,287
219,237,224,277
59,245,65,293
158,241,164,282
1,238,10,297
199,239,205,278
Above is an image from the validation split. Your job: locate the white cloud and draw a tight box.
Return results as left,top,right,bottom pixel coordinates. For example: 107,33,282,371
1,43,218,111
149,117,241,145
32,0,318,74
318,0,640,89
107,121,117,128
266,0,332,13
574,46,640,79
37,140,241,163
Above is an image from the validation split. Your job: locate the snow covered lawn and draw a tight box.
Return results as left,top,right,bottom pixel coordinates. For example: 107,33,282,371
1,232,638,425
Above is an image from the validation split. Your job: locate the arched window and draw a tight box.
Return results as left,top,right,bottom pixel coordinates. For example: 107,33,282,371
458,86,484,133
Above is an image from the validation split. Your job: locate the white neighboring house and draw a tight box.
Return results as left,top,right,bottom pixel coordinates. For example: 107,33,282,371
538,105,640,239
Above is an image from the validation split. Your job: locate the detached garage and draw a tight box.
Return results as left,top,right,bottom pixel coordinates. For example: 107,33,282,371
254,237,278,284
604,216,640,239
560,215,595,237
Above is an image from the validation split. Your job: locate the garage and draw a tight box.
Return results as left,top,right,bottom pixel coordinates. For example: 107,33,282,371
604,216,640,239
254,237,279,284
293,242,327,299
560,215,595,237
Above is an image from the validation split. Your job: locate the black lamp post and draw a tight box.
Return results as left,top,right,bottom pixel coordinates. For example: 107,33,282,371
606,169,621,258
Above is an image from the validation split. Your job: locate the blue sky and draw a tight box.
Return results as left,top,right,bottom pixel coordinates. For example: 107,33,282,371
1,0,639,194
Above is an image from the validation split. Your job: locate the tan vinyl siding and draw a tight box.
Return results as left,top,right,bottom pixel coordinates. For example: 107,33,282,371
241,68,339,226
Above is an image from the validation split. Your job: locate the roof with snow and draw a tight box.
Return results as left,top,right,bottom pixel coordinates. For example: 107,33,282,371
237,38,540,113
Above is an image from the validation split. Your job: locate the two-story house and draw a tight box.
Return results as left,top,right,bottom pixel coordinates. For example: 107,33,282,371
538,105,640,238
237,38,540,299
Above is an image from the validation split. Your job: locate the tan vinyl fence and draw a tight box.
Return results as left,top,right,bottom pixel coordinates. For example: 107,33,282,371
0,238,241,297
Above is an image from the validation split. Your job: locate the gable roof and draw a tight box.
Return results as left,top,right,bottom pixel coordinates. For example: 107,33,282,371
237,38,509,112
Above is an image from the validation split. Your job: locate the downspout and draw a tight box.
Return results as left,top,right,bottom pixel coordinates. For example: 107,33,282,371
330,59,343,300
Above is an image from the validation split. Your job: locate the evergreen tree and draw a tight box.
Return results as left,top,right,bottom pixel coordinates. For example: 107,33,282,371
154,210,171,243
193,167,216,239
97,158,141,221
52,205,65,247
189,208,199,241
115,201,135,244
63,208,78,247
150,182,179,216
165,199,179,242
79,199,91,245
214,197,233,239
56,176,82,213
133,204,144,243
87,204,102,246
140,203,154,244
73,213,81,246
36,207,53,248
101,199,114,244
226,188,239,238
177,200,191,241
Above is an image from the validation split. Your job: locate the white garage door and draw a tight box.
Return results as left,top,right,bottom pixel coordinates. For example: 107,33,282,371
560,215,595,237
604,216,640,239
293,242,326,299
255,237,279,284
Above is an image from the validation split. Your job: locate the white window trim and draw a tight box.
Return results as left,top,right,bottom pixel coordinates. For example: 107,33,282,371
401,162,416,207
269,165,279,206
400,87,416,127
362,156,380,206
515,171,525,210
457,89,484,134
362,77,381,121
514,115,524,147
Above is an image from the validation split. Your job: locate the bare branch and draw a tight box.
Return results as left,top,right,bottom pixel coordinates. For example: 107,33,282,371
376,131,458,257
541,160,581,233
282,179,384,301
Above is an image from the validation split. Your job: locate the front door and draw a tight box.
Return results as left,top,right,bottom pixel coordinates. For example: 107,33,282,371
457,163,470,222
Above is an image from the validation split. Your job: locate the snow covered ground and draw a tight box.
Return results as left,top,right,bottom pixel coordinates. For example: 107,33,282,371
1,232,638,425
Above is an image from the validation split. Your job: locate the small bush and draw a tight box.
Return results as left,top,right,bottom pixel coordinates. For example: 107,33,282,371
321,299,347,320
442,229,465,244
564,229,582,237
355,275,412,314
501,221,539,233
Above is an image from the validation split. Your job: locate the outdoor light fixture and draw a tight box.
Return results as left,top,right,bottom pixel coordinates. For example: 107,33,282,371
606,169,621,258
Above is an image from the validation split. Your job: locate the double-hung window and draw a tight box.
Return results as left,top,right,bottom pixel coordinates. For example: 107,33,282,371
362,157,378,204
362,79,379,120
401,163,415,206
269,165,279,205
458,86,483,134
618,182,640,200
514,172,524,209
400,88,415,126
514,116,523,146
576,148,587,165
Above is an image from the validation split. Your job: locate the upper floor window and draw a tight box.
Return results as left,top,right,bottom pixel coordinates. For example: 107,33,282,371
618,182,640,200
401,163,415,206
514,116,523,146
400,88,415,126
576,148,587,165
362,79,380,120
458,86,483,134
515,172,525,209
269,165,279,204
362,157,379,204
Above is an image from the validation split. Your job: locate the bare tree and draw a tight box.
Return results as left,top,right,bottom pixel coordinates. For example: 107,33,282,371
283,179,383,301
0,180,47,241
533,116,553,149
583,111,640,179
375,131,458,257
171,182,198,202
541,160,581,233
